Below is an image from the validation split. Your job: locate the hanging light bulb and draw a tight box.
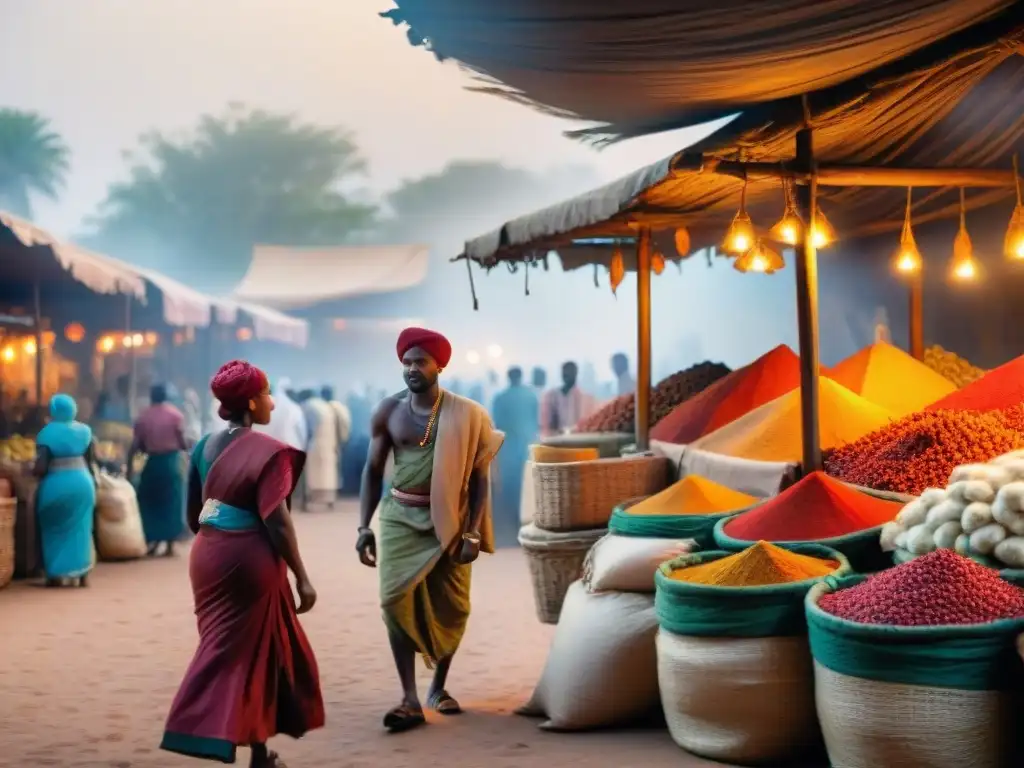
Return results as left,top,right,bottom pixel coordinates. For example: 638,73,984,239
734,239,785,274
722,177,755,255
1004,154,1024,260
810,208,836,249
950,188,979,281
609,248,625,295
770,179,802,246
651,250,666,275
893,187,922,275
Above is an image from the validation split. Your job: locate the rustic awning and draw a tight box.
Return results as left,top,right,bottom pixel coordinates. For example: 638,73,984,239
383,0,1018,141
459,28,1024,266
232,244,430,310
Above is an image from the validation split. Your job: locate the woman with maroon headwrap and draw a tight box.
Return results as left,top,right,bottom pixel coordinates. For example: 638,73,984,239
161,360,324,767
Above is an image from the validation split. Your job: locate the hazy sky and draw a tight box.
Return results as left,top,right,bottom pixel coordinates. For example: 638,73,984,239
1,0,812,380
0,0,719,238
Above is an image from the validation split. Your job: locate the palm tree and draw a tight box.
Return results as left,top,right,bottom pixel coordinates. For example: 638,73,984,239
0,108,71,219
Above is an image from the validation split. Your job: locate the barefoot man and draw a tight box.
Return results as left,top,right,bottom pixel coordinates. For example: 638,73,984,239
356,327,504,732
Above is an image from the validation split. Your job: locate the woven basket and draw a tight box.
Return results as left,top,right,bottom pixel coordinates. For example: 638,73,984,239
519,523,607,625
532,454,671,532
0,496,16,589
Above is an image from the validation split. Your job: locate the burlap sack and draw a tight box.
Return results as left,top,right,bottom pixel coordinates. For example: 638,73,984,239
95,478,147,560
657,630,820,764
583,534,697,593
517,582,659,730
814,662,1018,768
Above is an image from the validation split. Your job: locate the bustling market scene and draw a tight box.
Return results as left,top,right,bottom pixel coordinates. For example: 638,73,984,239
3,2,1024,767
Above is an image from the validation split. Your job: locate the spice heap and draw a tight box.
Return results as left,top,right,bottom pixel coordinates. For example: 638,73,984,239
828,341,955,418
630,474,757,516
575,361,731,433
692,378,893,463
670,541,838,587
923,345,986,389
651,346,801,444
724,472,900,541
824,410,1024,496
880,449,1024,569
927,352,1024,412
818,549,1024,626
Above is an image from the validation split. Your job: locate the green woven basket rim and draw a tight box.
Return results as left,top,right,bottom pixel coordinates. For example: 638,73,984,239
805,574,1024,639
655,544,850,597
714,511,885,549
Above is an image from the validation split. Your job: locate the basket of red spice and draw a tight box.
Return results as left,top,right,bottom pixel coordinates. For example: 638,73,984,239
806,550,1024,768
713,472,907,572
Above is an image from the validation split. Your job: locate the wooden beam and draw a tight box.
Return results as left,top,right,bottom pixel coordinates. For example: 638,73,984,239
793,129,823,473
32,274,42,408
635,227,653,452
672,154,1017,188
909,271,924,360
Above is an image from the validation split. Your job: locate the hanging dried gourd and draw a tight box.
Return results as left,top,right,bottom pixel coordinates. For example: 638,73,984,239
609,248,626,295
673,227,691,257
651,250,666,275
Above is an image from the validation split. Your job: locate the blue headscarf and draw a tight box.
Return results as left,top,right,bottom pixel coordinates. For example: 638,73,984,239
49,393,78,423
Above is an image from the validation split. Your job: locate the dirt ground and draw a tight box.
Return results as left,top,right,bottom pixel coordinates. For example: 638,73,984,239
0,503,794,768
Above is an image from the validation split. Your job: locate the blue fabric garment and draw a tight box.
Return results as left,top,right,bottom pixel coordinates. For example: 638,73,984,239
137,451,186,544
36,401,95,579
490,384,538,547
191,435,260,531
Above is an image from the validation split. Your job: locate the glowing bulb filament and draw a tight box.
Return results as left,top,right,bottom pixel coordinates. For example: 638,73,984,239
954,259,976,280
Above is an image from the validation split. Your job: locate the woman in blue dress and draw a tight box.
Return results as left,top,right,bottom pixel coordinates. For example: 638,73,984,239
34,394,98,587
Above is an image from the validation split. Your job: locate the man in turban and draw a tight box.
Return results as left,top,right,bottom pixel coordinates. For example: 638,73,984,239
356,327,503,733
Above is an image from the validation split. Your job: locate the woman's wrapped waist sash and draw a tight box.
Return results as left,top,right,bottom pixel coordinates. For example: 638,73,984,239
50,456,87,471
390,487,430,508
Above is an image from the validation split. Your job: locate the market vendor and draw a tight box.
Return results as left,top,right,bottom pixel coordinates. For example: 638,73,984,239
34,394,98,588
127,383,187,556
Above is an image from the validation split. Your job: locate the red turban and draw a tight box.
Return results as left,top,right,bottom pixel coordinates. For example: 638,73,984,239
396,327,452,368
210,359,268,419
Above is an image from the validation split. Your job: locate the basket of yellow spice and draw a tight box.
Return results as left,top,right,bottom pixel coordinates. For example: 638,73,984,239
653,541,849,765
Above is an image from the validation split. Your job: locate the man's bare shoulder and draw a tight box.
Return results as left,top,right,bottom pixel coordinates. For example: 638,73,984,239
370,395,403,431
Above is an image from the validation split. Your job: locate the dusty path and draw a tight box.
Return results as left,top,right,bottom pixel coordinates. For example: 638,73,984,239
1,504,777,768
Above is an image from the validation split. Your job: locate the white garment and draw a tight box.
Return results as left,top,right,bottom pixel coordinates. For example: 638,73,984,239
327,400,352,445
540,386,597,436
257,377,308,451
304,397,339,495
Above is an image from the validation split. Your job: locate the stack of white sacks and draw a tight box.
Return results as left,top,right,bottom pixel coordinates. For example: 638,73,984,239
516,533,697,730
881,449,1024,567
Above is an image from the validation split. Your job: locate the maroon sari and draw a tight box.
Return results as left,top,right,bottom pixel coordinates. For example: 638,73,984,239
161,430,324,763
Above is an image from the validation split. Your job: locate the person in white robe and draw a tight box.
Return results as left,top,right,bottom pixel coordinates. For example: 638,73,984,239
300,388,339,509
321,386,351,495
256,377,308,450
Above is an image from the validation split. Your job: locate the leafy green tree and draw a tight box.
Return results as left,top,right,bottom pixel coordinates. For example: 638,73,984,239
87,105,377,291
0,108,70,219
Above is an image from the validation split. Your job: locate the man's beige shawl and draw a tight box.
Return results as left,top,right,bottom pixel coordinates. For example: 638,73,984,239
430,390,504,554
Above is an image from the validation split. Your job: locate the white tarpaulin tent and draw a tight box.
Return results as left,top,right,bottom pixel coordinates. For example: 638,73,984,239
231,244,431,310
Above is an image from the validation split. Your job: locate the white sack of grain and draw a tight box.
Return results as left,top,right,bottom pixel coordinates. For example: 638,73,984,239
584,534,698,593
517,583,659,730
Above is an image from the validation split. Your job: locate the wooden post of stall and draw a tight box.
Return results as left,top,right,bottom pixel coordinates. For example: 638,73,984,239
909,270,924,360
793,122,823,473
32,273,43,408
126,294,138,421
635,227,653,452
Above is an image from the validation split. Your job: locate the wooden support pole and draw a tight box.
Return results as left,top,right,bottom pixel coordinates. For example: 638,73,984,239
909,270,924,360
635,227,653,452
794,127,823,473
32,275,43,408
126,294,137,421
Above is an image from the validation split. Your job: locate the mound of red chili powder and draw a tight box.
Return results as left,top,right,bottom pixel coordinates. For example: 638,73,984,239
823,409,1024,496
927,353,1024,411
819,549,1024,626
723,471,899,540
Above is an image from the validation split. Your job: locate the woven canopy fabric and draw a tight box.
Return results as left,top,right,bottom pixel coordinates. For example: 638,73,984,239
459,23,1024,266
232,244,430,310
383,0,1017,141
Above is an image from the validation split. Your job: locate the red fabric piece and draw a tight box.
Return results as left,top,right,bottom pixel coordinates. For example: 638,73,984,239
164,430,322,752
396,326,453,367
724,471,900,540
210,359,268,418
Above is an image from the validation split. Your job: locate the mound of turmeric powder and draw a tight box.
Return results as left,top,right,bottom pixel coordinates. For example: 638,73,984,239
669,541,838,587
